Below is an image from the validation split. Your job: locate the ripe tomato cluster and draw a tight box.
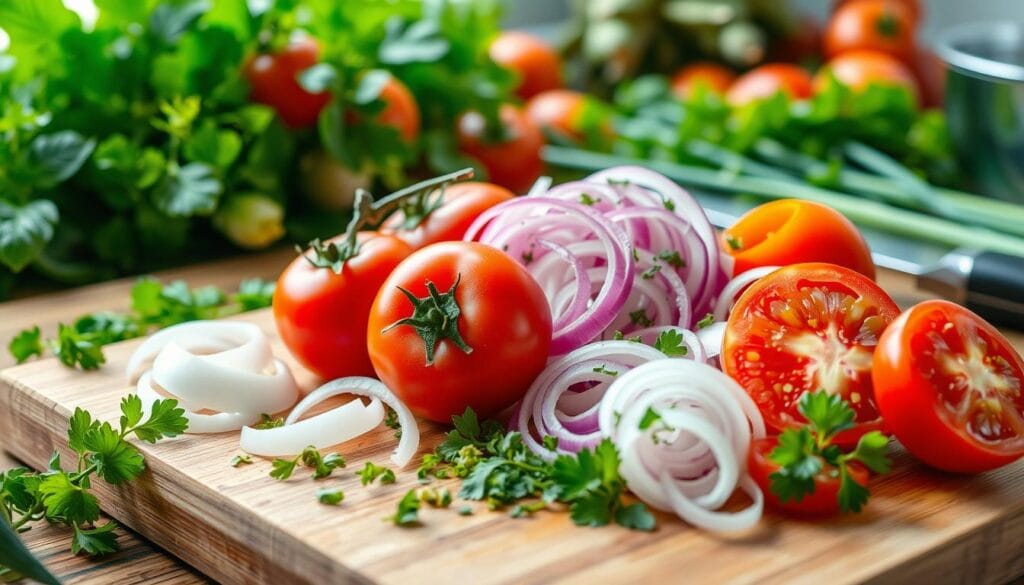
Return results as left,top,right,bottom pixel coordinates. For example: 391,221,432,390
273,177,552,424
666,0,941,110
717,200,1024,515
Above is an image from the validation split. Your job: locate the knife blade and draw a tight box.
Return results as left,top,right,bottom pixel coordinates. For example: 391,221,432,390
700,196,1024,331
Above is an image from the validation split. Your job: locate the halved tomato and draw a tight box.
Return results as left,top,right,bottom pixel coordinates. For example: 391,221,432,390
873,300,1024,473
722,263,900,443
748,437,870,516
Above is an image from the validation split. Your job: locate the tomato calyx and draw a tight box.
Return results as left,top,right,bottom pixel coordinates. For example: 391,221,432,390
383,274,473,365
297,168,474,273
392,187,448,231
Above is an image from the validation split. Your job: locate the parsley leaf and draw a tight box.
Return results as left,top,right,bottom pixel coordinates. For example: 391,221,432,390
130,398,188,443
766,390,891,513
614,503,656,531
71,522,119,556
38,474,100,525
696,313,715,329
119,395,145,432
359,462,396,486
418,487,452,508
82,422,146,485
53,323,106,370
317,487,345,506
8,326,43,364
270,458,298,481
253,414,284,430
653,329,688,357
230,455,253,468
392,490,421,526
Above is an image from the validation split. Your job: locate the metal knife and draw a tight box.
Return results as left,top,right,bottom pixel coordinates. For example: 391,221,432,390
699,198,1024,331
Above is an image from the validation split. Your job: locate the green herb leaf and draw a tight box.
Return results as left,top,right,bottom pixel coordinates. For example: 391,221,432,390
8,326,43,364
269,458,298,481
38,473,100,525
696,313,714,329
29,130,96,187
230,455,253,468
152,162,222,217
614,502,656,531
252,414,285,430
798,391,856,440
359,462,396,486
54,324,106,370
83,422,146,485
391,490,421,526
0,200,59,272
837,468,871,514
130,398,188,443
653,329,688,357
845,431,892,474
71,522,119,556
119,394,145,433
317,487,345,506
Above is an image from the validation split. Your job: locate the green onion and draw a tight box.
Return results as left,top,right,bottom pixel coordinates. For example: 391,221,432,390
544,145,1024,256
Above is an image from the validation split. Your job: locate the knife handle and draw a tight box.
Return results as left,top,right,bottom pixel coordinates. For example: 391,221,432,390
966,251,1024,331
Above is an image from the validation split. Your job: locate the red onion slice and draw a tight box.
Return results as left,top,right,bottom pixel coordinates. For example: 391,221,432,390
711,265,780,322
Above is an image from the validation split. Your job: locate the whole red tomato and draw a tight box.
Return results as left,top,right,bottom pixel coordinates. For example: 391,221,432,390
367,241,552,423
873,300,1024,473
825,0,917,61
489,31,564,100
833,0,922,26
748,437,870,515
722,200,875,279
457,104,544,193
722,263,900,444
243,37,330,129
725,63,814,106
380,181,514,250
815,49,920,105
374,76,421,143
670,62,736,100
274,232,413,379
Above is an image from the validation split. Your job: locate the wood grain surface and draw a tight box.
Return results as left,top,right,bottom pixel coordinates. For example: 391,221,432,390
0,248,293,584
1,268,1022,585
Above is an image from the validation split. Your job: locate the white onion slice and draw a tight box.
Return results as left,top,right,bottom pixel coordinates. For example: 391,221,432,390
128,320,299,435
138,372,260,434
711,265,779,323
600,359,766,533
151,343,298,415
126,321,268,383
267,377,420,467
240,397,385,457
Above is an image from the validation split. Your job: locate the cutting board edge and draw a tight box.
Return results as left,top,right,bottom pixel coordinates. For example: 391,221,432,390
0,365,374,585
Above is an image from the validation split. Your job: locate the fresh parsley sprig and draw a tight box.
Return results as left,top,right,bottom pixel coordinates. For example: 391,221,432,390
0,395,187,580
358,462,396,486
769,390,892,514
270,447,345,481
414,408,655,531
8,277,275,370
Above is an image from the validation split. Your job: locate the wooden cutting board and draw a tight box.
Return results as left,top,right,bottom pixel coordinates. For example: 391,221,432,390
3,274,1024,585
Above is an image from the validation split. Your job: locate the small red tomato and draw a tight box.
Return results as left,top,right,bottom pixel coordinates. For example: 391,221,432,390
873,300,1024,473
824,0,917,61
670,62,736,100
722,199,876,279
457,104,544,193
374,76,421,143
243,37,331,129
723,263,901,444
274,232,413,379
815,49,920,106
725,63,814,106
367,242,552,423
749,437,871,515
489,31,564,100
381,181,514,250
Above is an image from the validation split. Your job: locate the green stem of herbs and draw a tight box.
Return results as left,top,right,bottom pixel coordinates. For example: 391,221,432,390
72,463,98,484
543,146,1024,256
9,504,42,532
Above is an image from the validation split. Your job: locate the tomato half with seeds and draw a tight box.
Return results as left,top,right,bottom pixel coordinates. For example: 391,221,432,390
367,242,552,423
873,300,1024,473
748,437,870,516
723,263,900,443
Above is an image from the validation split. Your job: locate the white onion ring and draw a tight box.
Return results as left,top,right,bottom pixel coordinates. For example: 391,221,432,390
240,397,385,457
127,321,299,434
599,359,765,532
261,377,420,467
711,265,779,323
126,321,268,383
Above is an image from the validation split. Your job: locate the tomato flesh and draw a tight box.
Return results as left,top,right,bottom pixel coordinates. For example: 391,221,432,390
724,263,900,441
874,300,1024,472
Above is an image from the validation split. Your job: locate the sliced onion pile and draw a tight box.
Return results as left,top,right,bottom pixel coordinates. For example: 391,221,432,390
514,331,718,459
127,321,299,434
464,166,727,356
240,377,420,467
599,359,766,533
